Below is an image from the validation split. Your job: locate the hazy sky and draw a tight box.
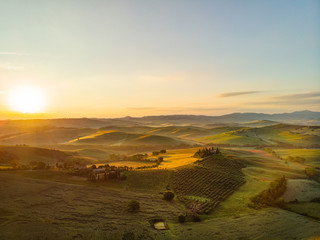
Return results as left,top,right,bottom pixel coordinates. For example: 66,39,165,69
0,0,319,118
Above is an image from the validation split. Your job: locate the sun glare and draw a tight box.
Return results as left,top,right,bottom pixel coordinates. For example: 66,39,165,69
8,86,46,113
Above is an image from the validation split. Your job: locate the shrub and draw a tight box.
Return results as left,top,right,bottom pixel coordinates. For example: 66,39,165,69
189,202,202,219
127,200,140,212
122,232,135,240
311,197,320,202
191,215,201,222
163,191,175,201
178,214,186,223
152,151,160,156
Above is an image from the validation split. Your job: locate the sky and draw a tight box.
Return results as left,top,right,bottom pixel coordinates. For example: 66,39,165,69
0,0,319,119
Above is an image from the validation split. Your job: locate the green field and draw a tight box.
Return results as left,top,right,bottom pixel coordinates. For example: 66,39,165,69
273,148,320,167
1,119,320,239
1,147,320,239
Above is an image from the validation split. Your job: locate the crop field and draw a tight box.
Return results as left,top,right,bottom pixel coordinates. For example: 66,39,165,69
125,169,172,193
172,154,245,213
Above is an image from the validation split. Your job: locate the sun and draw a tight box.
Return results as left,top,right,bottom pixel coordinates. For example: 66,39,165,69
8,85,46,113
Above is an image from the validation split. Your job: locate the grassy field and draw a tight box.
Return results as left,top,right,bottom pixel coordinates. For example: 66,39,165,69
1,147,320,239
211,148,306,217
197,124,320,147
282,179,320,202
67,130,192,147
284,202,320,219
273,148,320,167
0,127,96,145
0,145,96,167
0,171,184,240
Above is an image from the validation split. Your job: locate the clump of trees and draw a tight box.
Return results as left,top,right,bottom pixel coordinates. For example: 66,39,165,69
127,200,140,212
189,202,202,222
163,191,175,201
249,176,287,209
86,164,130,181
286,155,306,164
109,153,148,162
263,148,306,164
0,150,19,168
136,156,164,169
152,149,167,156
305,167,320,182
176,202,202,223
263,148,283,160
193,147,220,158
30,161,49,170
109,150,167,165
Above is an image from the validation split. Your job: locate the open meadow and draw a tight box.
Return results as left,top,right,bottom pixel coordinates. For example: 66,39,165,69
1,144,320,239
1,115,320,239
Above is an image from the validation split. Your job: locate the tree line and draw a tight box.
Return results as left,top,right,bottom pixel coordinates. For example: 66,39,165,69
193,147,220,158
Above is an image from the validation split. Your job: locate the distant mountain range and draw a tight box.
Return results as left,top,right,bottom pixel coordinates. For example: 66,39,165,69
0,110,319,129
113,110,320,126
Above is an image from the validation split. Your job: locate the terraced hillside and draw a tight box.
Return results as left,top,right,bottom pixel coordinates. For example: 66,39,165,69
172,153,245,213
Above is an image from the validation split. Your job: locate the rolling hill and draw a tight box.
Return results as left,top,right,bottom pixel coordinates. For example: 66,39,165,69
0,145,95,166
199,124,320,147
0,127,96,146
68,130,193,146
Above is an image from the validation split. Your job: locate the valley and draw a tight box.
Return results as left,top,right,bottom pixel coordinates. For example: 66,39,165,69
0,113,319,239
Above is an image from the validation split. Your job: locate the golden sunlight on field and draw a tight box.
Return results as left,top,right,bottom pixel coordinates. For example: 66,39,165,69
157,148,199,169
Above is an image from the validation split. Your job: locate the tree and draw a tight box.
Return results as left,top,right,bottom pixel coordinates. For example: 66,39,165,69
157,157,164,163
189,202,202,221
163,191,175,201
152,151,160,156
178,214,186,223
127,200,140,212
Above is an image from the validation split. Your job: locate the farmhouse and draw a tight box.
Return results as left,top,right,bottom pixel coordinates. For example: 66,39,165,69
90,167,126,181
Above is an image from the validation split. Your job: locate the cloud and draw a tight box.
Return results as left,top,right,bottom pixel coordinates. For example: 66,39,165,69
246,91,320,107
0,62,24,70
0,52,26,56
248,98,320,106
218,91,261,98
272,91,320,100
